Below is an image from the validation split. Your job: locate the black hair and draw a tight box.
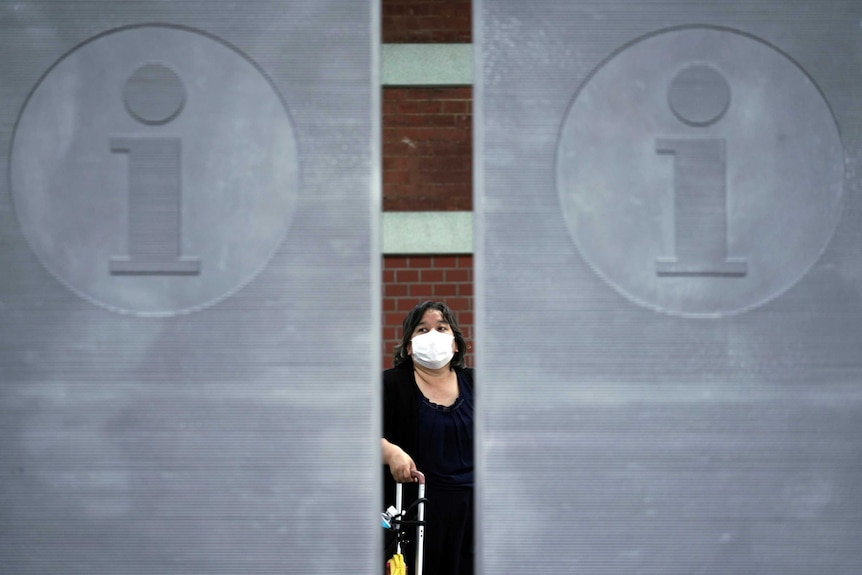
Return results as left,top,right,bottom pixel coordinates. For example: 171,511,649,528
392,301,467,369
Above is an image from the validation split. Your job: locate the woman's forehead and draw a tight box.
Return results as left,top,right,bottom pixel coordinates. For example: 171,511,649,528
419,309,447,323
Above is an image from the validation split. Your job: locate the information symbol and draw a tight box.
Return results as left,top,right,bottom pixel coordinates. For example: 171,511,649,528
556,27,844,318
10,25,299,316
110,63,201,276
656,64,747,278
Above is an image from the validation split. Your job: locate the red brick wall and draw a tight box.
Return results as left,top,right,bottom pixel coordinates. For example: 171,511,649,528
382,0,474,371
382,0,472,43
382,255,474,370
383,87,472,212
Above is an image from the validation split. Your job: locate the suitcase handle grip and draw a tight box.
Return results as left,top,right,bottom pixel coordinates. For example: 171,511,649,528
391,470,426,575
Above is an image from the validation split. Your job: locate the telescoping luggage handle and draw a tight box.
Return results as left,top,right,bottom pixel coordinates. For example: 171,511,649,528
395,470,425,575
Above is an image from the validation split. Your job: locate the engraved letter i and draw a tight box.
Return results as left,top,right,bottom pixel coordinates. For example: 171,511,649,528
655,64,746,277
110,63,201,275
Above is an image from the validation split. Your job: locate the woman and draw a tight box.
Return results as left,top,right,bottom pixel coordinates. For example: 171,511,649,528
382,301,474,575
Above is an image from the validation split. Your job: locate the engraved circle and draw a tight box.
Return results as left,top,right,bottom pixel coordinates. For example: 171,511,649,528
556,27,844,318
668,64,730,126
123,62,186,125
10,25,299,316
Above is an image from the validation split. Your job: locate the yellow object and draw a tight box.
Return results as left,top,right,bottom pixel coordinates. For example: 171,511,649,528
386,553,406,575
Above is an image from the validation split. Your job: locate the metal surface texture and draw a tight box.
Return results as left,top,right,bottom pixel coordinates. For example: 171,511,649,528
0,2,379,574
476,1,862,573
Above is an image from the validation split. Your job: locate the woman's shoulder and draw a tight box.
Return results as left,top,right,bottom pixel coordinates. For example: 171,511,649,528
456,366,475,386
383,363,414,386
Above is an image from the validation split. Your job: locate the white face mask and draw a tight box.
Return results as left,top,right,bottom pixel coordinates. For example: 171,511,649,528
410,330,455,370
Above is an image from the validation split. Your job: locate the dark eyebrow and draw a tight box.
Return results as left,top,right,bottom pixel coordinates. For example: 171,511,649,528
415,319,449,328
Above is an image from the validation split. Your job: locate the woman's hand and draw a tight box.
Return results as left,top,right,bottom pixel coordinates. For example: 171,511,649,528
381,439,418,483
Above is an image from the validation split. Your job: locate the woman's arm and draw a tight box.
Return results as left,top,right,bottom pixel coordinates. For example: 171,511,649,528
381,438,418,483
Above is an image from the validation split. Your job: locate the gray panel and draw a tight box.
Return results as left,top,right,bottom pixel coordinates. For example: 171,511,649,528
0,2,379,575
476,1,862,574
